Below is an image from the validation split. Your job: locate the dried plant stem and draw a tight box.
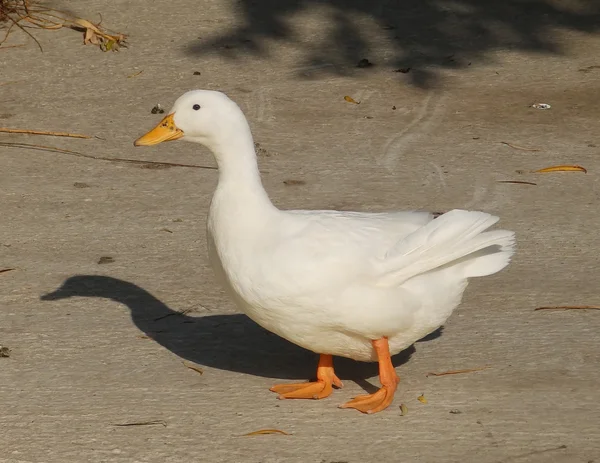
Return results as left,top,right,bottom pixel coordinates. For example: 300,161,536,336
426,366,490,377
0,141,217,170
535,306,600,311
0,128,94,138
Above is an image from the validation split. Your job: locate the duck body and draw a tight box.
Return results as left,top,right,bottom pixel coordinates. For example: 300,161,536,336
207,200,471,362
135,89,515,413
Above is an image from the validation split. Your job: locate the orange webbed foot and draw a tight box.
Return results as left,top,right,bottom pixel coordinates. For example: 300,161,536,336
339,385,396,413
270,354,342,400
340,337,400,414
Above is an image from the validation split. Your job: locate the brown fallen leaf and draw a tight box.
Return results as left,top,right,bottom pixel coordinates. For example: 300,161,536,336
497,180,537,186
0,127,94,138
112,420,167,427
344,95,360,104
417,394,427,404
534,165,587,174
500,142,541,152
71,18,126,52
535,306,600,311
243,429,290,436
426,366,490,377
182,361,204,375
0,346,11,358
399,403,408,416
0,268,15,274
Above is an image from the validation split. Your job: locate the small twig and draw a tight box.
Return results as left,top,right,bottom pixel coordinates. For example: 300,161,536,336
0,268,15,274
0,19,18,46
182,361,204,375
242,429,290,436
0,43,25,49
0,141,218,170
426,366,490,377
500,142,541,152
112,420,167,427
153,307,196,321
535,306,600,311
5,13,43,51
497,180,537,186
0,127,94,138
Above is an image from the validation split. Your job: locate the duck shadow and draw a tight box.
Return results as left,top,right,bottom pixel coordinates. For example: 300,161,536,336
41,275,442,383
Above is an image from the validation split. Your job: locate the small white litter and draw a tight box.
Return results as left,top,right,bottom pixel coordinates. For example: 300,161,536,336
532,103,551,110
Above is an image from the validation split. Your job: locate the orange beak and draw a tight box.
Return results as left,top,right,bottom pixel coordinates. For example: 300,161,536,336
134,113,184,146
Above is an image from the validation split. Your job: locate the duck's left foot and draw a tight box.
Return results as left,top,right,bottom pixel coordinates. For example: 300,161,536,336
339,385,396,414
339,337,400,414
270,354,342,400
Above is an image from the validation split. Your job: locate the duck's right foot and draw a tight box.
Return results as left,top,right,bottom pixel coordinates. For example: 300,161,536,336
270,354,343,400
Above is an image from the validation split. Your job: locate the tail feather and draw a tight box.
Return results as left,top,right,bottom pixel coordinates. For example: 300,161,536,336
377,209,515,286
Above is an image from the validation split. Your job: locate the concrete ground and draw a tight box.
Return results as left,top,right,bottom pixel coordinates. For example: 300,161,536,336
1,0,599,462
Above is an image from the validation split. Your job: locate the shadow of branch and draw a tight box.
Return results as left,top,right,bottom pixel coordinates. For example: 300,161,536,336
185,0,600,88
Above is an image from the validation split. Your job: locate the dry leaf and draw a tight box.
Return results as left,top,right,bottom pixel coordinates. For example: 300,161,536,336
417,394,427,404
69,18,126,51
127,70,143,78
182,361,204,375
0,2,127,52
535,306,600,311
534,165,587,174
243,429,290,436
83,25,99,45
426,366,490,377
0,346,11,358
344,96,360,104
399,403,408,416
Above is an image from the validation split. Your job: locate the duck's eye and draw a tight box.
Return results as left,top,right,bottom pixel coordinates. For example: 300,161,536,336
193,104,201,111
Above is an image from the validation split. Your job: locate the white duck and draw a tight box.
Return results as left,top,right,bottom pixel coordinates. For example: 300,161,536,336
134,90,515,414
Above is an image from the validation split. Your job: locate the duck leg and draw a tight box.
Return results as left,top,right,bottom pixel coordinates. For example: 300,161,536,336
339,337,399,414
270,354,343,400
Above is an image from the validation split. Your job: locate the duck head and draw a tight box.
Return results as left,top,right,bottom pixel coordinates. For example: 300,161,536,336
134,90,247,151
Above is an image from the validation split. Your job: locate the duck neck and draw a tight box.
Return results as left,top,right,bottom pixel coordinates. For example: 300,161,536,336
209,124,275,216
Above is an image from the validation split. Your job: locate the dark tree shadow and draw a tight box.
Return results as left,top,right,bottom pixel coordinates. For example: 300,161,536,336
185,0,600,87
40,275,437,384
